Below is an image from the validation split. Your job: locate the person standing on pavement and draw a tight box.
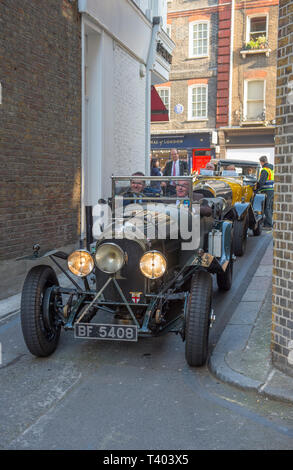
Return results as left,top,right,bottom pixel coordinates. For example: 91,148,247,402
162,148,188,195
257,155,274,228
150,158,162,190
163,148,188,177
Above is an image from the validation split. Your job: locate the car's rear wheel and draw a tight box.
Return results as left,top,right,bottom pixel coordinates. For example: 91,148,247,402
185,270,212,367
233,217,248,257
21,265,60,357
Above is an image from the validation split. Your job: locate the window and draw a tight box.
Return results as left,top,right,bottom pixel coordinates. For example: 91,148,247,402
157,87,170,111
244,80,265,121
189,21,209,58
188,85,208,120
247,16,268,42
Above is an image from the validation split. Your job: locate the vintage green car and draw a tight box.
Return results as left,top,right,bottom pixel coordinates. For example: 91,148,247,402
20,176,235,367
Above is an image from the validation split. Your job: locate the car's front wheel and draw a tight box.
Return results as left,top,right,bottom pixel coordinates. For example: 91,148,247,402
185,270,212,367
21,265,61,357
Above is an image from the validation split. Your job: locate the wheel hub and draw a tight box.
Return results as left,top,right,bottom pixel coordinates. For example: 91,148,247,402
43,286,59,332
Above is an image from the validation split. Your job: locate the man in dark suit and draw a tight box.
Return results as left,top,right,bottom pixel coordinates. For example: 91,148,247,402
162,148,188,195
163,148,188,177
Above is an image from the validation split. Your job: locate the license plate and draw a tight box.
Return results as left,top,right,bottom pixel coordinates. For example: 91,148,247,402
74,323,138,342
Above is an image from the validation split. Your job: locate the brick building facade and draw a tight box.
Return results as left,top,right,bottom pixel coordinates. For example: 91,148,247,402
151,0,220,172
220,0,279,163
0,0,82,299
0,0,173,300
272,0,293,375
151,0,278,170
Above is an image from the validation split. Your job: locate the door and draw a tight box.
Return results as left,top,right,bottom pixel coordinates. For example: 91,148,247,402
192,149,212,173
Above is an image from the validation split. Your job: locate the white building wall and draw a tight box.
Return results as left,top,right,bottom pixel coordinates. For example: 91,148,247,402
79,0,173,235
112,44,146,176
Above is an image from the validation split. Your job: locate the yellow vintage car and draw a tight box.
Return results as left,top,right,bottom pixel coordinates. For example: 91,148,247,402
192,159,265,257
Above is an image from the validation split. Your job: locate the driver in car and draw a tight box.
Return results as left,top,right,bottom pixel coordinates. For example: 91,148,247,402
123,172,161,206
175,180,212,217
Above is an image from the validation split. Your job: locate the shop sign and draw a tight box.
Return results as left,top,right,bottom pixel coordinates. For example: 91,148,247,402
151,137,184,146
156,42,172,64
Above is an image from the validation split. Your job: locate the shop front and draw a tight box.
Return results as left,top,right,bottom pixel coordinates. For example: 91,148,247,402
150,132,213,173
223,129,275,165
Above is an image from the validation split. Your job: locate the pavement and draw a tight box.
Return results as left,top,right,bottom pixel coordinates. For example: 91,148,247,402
209,236,293,404
1,238,293,404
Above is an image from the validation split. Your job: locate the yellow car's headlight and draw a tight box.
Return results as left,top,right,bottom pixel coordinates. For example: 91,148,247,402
95,243,125,274
140,251,167,279
67,250,94,277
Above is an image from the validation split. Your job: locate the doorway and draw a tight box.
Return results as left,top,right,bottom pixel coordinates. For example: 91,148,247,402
192,148,212,173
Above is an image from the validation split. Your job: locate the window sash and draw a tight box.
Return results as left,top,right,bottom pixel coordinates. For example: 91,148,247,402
249,16,267,41
192,22,208,57
191,86,207,119
245,81,265,120
157,88,170,110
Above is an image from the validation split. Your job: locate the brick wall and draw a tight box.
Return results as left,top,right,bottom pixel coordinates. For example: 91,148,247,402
216,0,231,128
272,0,293,375
152,0,218,133
231,0,278,127
0,0,81,298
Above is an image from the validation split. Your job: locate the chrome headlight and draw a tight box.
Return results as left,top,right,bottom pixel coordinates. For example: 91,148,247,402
95,243,125,274
139,250,167,279
67,250,94,277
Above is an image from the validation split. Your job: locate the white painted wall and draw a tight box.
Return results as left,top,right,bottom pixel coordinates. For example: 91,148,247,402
102,41,146,197
82,23,103,210
112,43,146,175
79,0,171,220
79,0,151,63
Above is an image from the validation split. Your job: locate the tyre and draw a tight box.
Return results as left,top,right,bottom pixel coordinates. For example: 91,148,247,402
253,219,262,236
21,265,60,357
185,270,212,367
233,217,248,257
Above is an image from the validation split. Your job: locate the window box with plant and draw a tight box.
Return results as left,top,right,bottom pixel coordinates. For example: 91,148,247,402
241,15,271,58
240,35,271,58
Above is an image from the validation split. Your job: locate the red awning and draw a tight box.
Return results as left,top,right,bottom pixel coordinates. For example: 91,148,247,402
151,86,169,122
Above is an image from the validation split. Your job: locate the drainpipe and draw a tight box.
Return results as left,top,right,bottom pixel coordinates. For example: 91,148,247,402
145,16,161,176
228,0,235,127
80,15,86,248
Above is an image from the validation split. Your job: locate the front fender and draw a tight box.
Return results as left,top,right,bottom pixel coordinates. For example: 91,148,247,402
233,202,250,221
253,193,266,214
219,220,233,268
